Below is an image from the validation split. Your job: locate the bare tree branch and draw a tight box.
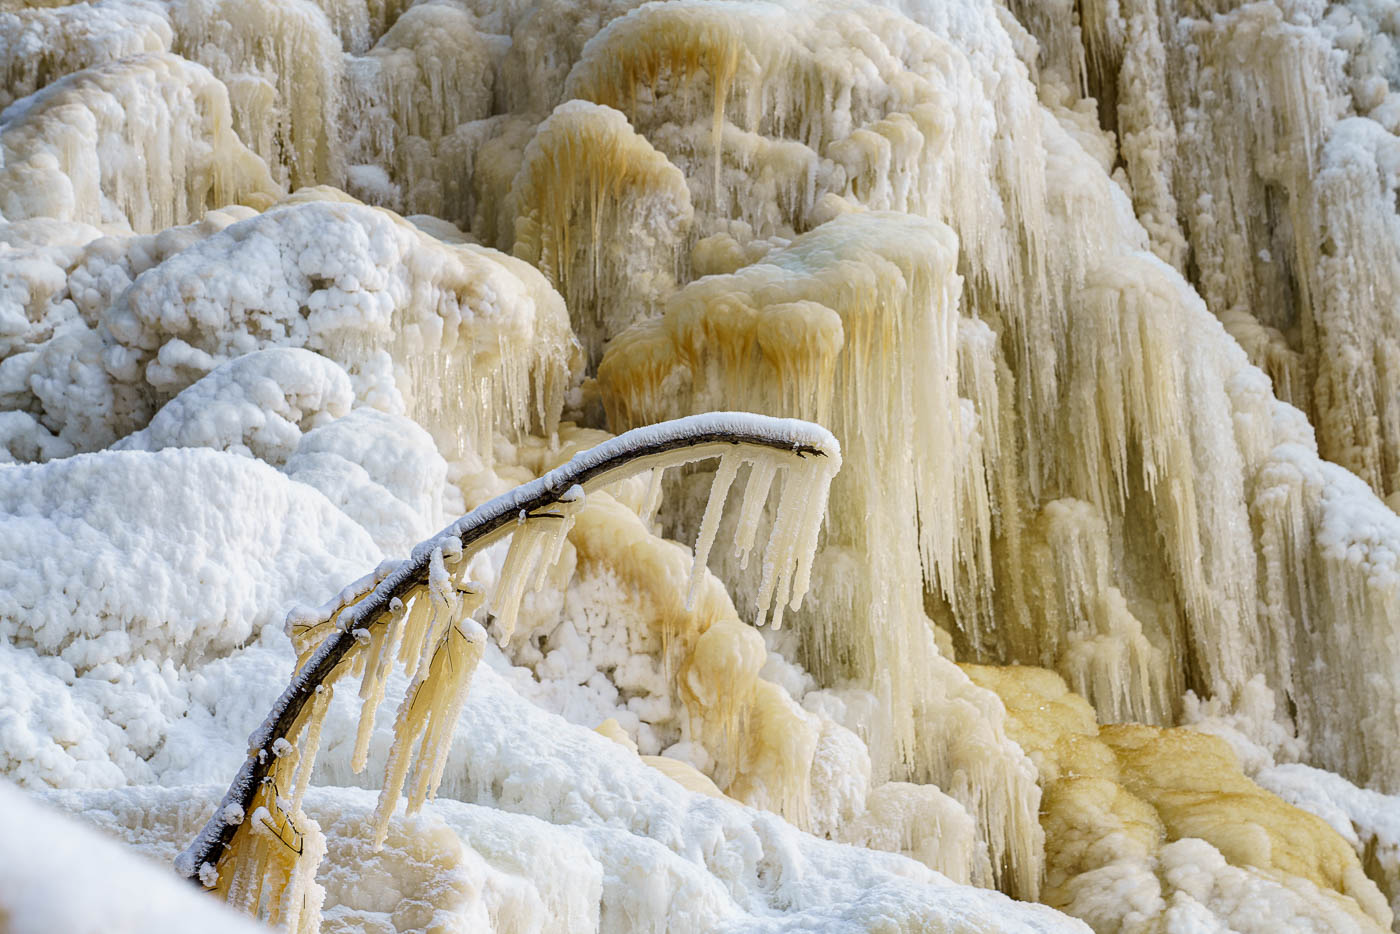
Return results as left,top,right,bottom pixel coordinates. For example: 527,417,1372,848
177,412,839,886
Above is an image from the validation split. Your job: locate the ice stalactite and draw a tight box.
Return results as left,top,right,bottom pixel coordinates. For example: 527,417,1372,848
169,0,345,191
1057,0,1189,274
508,101,694,371
214,691,330,934
1024,500,1171,726
546,0,1398,807
0,52,280,232
1251,440,1400,794
433,424,982,882
1054,253,1266,711
179,414,841,934
340,3,499,216
575,0,1397,888
598,211,1045,899
560,0,947,238
1020,240,1400,797
1001,0,1086,96
300,0,417,55
1165,3,1341,422
492,0,640,115
1305,118,1400,506
1042,0,1400,511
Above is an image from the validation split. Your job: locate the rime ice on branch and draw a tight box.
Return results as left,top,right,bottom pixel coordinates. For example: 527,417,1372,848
176,412,840,931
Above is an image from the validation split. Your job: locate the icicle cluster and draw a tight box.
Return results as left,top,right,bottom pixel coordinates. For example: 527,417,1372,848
599,211,1046,898
213,686,331,934
508,101,694,371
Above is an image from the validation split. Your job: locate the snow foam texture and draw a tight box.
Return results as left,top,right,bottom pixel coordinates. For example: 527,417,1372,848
0,781,269,934
0,447,381,674
112,347,353,466
79,197,578,463
283,406,454,555
40,769,1089,934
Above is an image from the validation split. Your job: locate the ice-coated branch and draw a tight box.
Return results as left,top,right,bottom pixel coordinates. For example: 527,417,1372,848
177,412,840,890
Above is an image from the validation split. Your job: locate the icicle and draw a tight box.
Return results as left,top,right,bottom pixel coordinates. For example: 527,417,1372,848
280,812,326,934
687,452,741,610
413,548,459,678
733,455,777,569
788,455,836,610
491,485,585,643
490,521,549,644
396,587,434,680
639,467,666,527
289,685,333,811
218,773,326,934
408,616,488,809
535,489,581,590
509,101,693,371
371,616,487,847
352,601,402,774
752,455,834,630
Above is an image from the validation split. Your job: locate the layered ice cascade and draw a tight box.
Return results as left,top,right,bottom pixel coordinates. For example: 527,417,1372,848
2,0,1400,932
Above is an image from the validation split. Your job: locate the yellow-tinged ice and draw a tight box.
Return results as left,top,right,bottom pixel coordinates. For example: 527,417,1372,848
508,101,693,371
967,663,1394,932
598,211,1044,897
564,490,821,825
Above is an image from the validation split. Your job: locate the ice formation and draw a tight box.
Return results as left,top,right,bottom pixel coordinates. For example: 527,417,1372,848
508,100,694,370
3,0,1400,932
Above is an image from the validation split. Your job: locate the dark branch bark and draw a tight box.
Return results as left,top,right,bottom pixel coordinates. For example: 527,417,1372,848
177,412,838,884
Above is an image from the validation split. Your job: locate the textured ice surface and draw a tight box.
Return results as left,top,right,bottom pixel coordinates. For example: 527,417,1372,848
2,0,1400,930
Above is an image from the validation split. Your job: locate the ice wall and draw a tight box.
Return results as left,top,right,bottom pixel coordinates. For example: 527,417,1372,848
2,0,1400,932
